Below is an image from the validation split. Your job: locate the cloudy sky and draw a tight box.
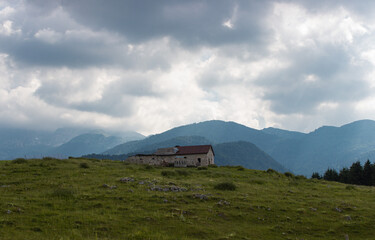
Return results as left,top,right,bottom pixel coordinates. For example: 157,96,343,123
1,0,375,135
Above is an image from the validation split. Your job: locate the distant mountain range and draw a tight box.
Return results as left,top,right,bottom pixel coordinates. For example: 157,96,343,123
84,135,287,173
100,119,375,176
2,119,375,176
0,127,144,160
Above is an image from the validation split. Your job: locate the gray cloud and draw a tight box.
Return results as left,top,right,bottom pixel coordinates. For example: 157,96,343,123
0,0,375,134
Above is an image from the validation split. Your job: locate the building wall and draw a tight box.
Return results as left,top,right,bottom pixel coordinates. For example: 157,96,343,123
126,149,215,167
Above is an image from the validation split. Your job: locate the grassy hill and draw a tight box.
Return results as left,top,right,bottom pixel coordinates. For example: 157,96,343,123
1,158,375,239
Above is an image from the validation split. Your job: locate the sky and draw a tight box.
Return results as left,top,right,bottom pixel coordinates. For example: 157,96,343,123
1,0,375,135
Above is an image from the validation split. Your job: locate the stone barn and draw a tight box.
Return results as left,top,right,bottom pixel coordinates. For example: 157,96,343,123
125,145,215,167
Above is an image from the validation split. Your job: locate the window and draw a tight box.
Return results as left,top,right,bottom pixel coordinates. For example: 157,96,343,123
198,158,201,163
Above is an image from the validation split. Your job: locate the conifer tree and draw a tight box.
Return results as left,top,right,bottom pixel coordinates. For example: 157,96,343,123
311,172,322,179
349,161,363,185
324,168,339,181
339,167,350,184
363,160,373,186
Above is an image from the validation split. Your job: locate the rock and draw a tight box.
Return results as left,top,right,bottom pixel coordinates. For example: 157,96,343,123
344,234,349,240
102,184,117,189
163,199,168,203
6,210,11,214
128,189,134,193
217,200,230,205
149,185,187,192
138,181,145,185
344,215,352,221
335,207,343,213
193,194,209,200
310,207,317,212
120,177,134,183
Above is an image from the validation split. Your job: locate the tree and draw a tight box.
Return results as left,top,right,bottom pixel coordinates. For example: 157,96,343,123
349,161,363,185
339,167,350,184
311,172,322,179
324,168,339,181
363,160,373,186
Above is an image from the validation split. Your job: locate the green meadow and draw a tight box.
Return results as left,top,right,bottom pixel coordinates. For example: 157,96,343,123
0,158,374,239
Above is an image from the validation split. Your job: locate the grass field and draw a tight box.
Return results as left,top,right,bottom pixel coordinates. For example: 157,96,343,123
0,158,375,239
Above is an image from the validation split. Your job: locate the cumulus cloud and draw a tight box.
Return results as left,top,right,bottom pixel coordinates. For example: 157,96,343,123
0,0,375,135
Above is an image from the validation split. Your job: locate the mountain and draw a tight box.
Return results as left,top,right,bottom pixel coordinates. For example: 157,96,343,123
47,133,125,158
214,141,287,172
268,120,375,175
262,127,306,139
88,135,287,172
0,127,144,160
104,120,281,155
104,119,375,176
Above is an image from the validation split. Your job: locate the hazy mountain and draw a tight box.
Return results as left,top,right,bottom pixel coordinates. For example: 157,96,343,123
104,120,280,155
47,133,125,158
89,136,287,172
214,141,287,172
104,119,375,176
262,127,306,140
0,127,144,160
269,120,375,175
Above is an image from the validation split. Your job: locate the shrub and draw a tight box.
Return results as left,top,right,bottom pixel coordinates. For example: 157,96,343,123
214,182,236,191
295,175,307,180
161,171,176,177
345,185,356,190
175,169,190,176
237,166,245,171
79,162,89,169
144,165,153,170
12,158,27,164
197,166,208,170
284,172,295,178
208,164,218,168
266,168,278,174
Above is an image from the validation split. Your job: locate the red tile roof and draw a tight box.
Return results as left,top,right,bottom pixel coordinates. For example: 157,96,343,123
176,145,214,155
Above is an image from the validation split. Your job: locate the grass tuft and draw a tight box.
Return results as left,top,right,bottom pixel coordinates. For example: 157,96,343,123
197,166,208,170
79,162,90,169
284,172,295,178
161,170,176,177
12,158,27,164
51,188,75,199
214,182,236,191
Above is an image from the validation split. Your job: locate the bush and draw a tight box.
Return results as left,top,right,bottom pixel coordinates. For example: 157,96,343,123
208,164,218,168
345,185,356,190
79,162,89,169
144,165,153,170
214,182,236,191
284,172,295,178
266,168,278,174
237,166,245,171
161,171,176,177
12,158,27,164
295,175,307,180
197,166,208,170
175,169,190,176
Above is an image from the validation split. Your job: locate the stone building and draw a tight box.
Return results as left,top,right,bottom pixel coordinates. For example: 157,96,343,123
125,145,215,167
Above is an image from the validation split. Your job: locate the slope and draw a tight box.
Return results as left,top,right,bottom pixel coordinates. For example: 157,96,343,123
214,141,287,172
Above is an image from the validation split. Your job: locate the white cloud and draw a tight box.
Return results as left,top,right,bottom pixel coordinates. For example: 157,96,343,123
0,20,20,35
34,28,62,44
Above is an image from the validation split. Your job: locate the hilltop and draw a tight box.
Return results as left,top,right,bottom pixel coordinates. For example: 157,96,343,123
1,158,374,239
